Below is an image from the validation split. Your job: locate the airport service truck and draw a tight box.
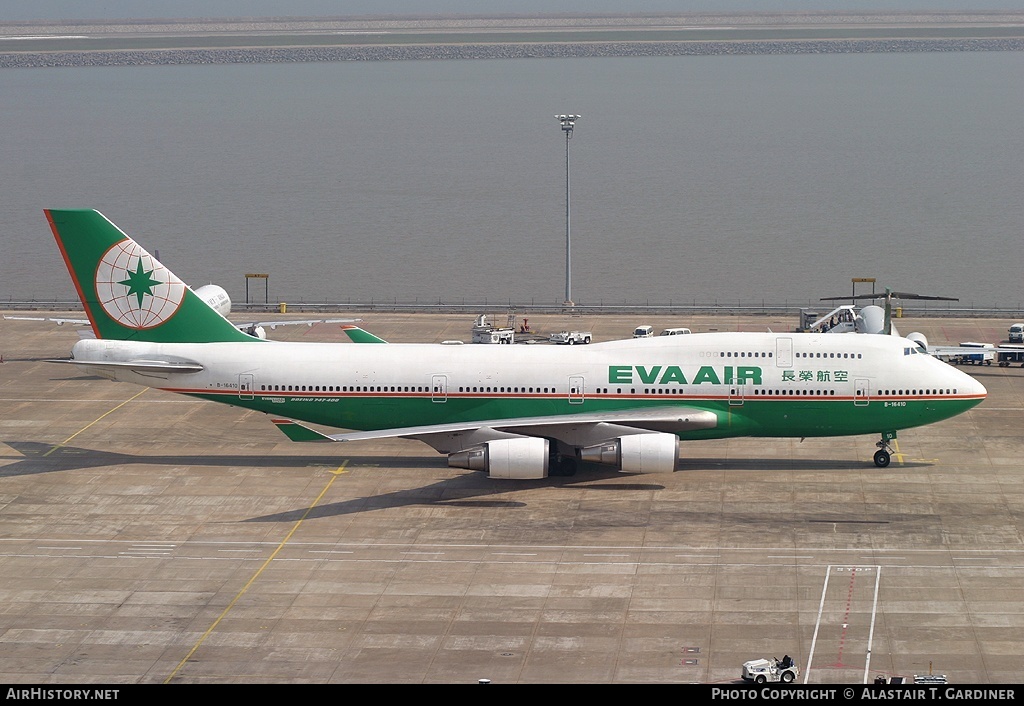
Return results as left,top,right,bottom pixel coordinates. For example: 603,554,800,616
998,344,1024,368
742,656,799,684
471,315,514,344
1009,323,1024,343
950,342,995,366
549,330,592,345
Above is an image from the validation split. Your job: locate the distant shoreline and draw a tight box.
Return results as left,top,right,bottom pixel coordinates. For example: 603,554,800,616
3,12,1024,67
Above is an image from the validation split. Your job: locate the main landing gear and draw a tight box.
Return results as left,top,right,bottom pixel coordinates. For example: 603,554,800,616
874,434,896,468
548,442,579,477
551,453,578,476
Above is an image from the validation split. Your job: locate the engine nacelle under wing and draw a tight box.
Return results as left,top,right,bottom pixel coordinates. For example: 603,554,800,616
447,437,550,479
580,432,679,473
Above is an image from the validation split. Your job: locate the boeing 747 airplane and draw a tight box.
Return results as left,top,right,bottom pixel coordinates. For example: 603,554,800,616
43,209,987,479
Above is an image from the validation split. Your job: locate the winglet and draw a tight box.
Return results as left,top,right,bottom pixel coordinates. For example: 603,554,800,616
272,418,334,442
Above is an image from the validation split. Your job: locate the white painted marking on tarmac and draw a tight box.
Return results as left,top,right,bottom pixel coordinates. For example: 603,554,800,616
674,554,716,558
492,552,537,556
583,553,633,557
402,551,445,556
0,35,90,40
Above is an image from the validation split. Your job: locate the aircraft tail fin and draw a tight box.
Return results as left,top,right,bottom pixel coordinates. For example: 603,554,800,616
46,209,256,343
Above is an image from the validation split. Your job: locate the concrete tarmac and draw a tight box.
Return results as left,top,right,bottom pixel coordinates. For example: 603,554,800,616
1,310,1022,684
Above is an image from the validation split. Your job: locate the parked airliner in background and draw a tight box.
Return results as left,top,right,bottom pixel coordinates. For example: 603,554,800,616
814,291,1021,360
43,209,987,478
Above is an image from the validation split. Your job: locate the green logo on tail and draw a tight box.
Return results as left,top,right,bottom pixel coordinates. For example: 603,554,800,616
96,240,186,329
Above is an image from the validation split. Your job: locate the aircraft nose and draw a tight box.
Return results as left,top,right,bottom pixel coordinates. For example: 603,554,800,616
958,368,987,403
973,377,988,399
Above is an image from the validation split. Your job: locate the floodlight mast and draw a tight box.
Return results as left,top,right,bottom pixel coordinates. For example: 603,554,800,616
556,114,580,306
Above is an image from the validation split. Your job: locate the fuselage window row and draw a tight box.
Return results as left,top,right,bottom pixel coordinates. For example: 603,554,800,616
877,389,955,396
794,352,863,359
254,382,959,398
259,385,431,392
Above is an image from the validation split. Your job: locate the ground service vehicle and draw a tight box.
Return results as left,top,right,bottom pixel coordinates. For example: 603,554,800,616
998,344,1024,367
471,315,514,344
549,330,592,345
660,328,691,336
633,325,654,338
742,656,799,683
1009,323,1024,343
950,342,994,366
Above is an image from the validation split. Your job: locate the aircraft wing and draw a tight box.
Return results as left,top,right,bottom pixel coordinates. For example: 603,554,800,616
233,317,361,337
4,313,360,336
4,315,89,326
273,406,718,447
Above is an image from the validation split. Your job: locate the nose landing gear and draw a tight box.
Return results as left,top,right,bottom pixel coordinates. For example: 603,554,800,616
874,432,896,467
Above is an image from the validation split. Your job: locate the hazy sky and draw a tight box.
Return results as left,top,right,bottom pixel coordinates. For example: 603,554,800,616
4,1,1024,22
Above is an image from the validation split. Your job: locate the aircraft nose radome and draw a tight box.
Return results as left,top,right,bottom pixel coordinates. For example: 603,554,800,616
974,378,988,399
959,369,987,401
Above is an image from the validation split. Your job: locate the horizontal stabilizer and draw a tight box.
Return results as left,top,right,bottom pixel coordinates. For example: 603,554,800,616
340,325,388,344
46,358,204,374
4,315,89,326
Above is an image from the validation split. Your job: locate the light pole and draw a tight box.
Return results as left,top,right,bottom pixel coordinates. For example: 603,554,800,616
556,114,580,306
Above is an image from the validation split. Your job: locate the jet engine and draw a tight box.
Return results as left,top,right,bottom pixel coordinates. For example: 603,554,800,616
194,284,232,317
906,332,929,353
580,432,680,473
193,283,268,338
855,304,902,337
448,437,550,479
856,305,886,334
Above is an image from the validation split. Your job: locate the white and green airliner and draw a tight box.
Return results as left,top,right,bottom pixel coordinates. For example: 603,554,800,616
46,209,987,479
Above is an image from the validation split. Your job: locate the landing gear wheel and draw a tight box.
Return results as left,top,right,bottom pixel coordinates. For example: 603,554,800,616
874,433,896,468
555,456,578,477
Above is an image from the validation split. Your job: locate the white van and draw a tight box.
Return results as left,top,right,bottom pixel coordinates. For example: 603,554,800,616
633,325,654,338
1009,323,1024,343
660,328,691,336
